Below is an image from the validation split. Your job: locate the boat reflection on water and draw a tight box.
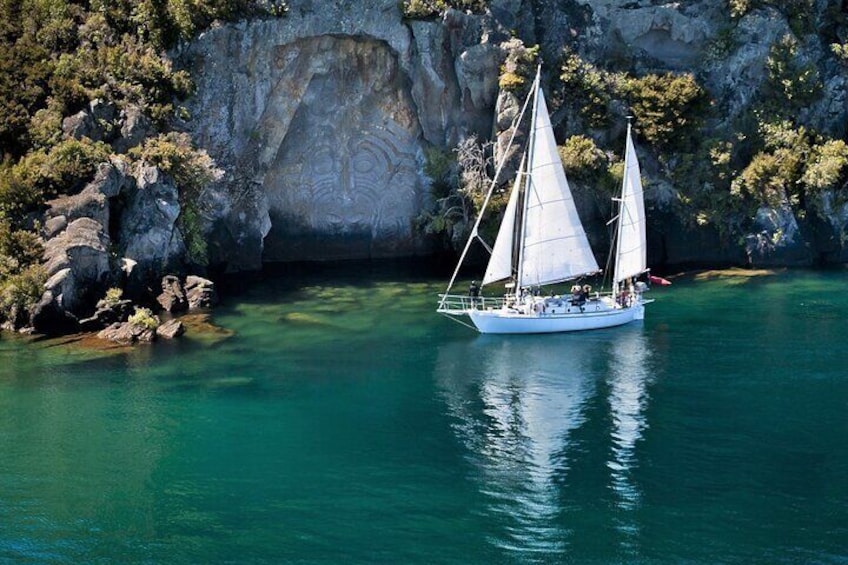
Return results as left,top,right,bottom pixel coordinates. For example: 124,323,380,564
435,326,652,558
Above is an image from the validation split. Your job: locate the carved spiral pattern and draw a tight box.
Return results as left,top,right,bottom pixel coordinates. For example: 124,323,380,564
258,38,423,259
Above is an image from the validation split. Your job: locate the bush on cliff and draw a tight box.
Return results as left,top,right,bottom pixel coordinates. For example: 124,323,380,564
622,73,708,150
0,138,111,228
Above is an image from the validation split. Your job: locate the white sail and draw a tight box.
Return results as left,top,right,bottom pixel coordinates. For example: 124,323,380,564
614,125,647,284
518,87,599,287
482,156,524,285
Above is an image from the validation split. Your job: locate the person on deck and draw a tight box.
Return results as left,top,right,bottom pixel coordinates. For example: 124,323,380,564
468,280,480,307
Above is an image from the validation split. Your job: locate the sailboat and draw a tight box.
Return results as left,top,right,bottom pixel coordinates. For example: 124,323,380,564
437,67,652,334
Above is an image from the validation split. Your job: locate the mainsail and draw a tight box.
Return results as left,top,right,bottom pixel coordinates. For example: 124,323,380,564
613,124,647,284
517,81,599,288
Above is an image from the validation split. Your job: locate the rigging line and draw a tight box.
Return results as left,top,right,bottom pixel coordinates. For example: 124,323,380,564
439,70,538,305
475,235,493,254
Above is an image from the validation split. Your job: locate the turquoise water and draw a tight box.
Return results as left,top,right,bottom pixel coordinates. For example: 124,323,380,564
1,264,846,564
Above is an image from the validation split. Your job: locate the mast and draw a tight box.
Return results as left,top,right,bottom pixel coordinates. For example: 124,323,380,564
516,66,542,291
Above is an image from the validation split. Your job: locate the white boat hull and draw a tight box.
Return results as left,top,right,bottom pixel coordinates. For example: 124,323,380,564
467,303,644,334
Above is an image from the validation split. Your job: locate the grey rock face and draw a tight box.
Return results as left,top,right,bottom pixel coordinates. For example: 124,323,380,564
113,105,152,153
745,205,813,266
61,99,119,142
118,166,186,281
180,0,502,266
62,110,97,141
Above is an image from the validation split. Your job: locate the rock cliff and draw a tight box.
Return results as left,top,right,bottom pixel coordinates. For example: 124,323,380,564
179,0,508,268
172,0,847,270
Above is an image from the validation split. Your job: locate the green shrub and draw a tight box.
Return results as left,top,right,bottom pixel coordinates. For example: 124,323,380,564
558,135,608,183
0,137,111,226
559,48,618,128
833,43,848,65
0,263,46,325
0,223,44,272
131,133,221,195
623,73,708,149
180,204,209,266
402,0,488,19
764,35,821,115
731,149,803,207
728,0,751,18
128,306,160,330
801,140,848,194
103,287,124,306
499,43,539,95
423,146,456,199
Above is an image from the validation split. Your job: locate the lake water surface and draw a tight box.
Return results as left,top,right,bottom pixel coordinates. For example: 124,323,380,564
1,264,846,563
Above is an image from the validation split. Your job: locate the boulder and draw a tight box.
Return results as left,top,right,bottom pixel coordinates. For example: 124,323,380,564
44,161,132,236
60,99,118,142
184,275,218,309
44,216,68,239
157,275,189,313
88,99,118,142
62,110,97,140
744,205,813,267
156,319,185,339
30,290,80,335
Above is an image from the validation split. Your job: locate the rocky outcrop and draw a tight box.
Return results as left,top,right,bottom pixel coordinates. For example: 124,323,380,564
33,159,202,334
78,298,134,332
62,99,150,150
156,274,217,312
41,217,113,317
98,321,157,344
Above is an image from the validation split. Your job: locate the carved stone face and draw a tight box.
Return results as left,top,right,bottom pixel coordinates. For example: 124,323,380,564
258,36,424,261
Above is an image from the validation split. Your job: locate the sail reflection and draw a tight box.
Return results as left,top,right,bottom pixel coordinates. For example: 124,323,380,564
436,334,597,556
605,327,652,554
435,328,653,559
607,327,651,509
